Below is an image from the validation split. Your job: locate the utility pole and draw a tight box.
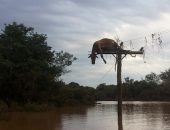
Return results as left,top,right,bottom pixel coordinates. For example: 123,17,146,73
89,40,143,130
116,50,143,130
99,50,143,130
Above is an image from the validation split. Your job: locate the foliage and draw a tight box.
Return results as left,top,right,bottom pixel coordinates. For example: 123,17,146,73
0,22,77,107
54,51,77,77
96,69,170,101
56,83,95,106
145,72,160,84
160,68,170,86
95,83,117,100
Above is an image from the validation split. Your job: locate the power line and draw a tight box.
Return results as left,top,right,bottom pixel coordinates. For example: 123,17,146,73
96,64,115,85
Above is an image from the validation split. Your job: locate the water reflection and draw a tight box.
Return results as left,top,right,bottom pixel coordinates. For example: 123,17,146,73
123,102,170,130
0,102,170,130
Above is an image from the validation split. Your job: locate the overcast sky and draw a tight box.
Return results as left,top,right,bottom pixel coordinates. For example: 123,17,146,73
1,0,170,87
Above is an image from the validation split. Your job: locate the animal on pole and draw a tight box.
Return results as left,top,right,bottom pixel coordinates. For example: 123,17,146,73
88,38,122,64
89,38,143,130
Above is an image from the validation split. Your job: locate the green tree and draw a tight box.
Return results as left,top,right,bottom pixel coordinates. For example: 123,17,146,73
54,51,77,78
68,82,81,88
159,68,170,100
145,72,160,84
96,83,117,100
0,22,76,107
160,68,170,86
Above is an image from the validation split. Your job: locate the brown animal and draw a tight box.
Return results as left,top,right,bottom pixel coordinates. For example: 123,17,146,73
89,38,120,64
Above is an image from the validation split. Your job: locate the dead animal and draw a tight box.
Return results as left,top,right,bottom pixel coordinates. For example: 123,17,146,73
89,38,121,64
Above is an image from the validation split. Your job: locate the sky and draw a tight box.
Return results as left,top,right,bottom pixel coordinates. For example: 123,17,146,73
1,0,170,87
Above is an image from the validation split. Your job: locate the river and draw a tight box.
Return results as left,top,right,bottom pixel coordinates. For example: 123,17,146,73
0,101,170,130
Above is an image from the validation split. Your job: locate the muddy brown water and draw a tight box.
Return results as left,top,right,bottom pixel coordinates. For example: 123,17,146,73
0,101,170,130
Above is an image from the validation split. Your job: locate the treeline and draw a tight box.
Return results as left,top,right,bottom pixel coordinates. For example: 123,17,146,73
54,82,95,106
96,70,170,101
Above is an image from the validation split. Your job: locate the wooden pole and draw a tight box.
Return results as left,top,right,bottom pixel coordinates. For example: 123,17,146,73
90,46,143,130
117,53,123,130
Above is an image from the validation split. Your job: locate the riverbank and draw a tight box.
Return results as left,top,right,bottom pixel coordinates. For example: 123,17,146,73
0,103,54,112
0,101,96,113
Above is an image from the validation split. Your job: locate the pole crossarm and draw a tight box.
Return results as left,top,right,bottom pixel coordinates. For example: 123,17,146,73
96,50,143,55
